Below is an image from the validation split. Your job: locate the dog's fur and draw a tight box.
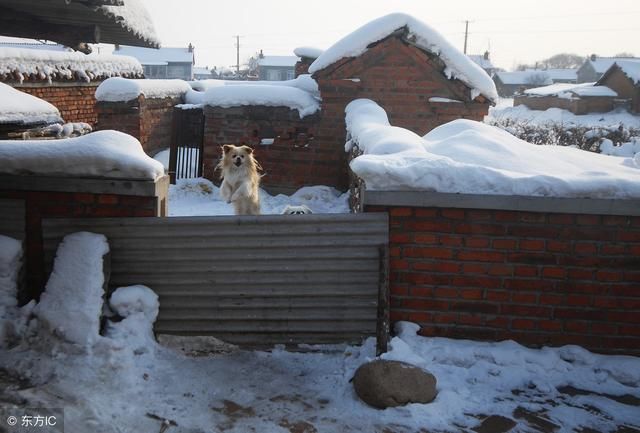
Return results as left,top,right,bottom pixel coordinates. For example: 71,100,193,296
282,204,313,215
216,144,262,215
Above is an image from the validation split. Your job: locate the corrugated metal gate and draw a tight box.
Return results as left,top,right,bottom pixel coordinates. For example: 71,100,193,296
42,214,389,349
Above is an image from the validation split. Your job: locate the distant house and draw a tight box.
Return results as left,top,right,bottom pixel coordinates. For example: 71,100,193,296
256,51,298,81
576,55,640,83
514,82,618,114
596,60,640,113
544,68,577,84
468,52,497,77
193,66,216,80
493,70,553,97
114,44,195,80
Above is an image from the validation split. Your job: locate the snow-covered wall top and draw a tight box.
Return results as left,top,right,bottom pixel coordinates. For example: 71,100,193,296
95,77,192,102
0,47,143,84
308,13,498,103
0,82,62,125
294,46,324,59
0,130,164,180
186,75,321,118
346,99,640,199
99,0,160,47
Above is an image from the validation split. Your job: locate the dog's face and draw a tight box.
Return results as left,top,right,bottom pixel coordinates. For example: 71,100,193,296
222,144,254,170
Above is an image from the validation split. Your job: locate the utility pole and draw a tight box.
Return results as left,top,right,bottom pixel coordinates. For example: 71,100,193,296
463,20,470,54
233,35,242,77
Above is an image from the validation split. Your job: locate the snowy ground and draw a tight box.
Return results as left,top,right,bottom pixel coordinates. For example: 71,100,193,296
168,178,350,216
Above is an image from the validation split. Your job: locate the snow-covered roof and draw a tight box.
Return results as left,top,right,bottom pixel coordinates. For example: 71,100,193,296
468,54,494,70
95,77,192,102
193,67,213,76
543,68,577,81
585,57,640,74
0,47,143,83
0,41,69,52
308,13,498,102
98,0,160,47
257,56,298,68
346,98,640,198
294,47,324,60
0,82,62,125
0,130,165,180
114,46,195,65
524,82,617,98
614,60,640,85
495,71,553,86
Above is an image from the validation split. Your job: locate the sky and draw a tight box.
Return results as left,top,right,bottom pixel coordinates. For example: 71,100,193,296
132,0,640,71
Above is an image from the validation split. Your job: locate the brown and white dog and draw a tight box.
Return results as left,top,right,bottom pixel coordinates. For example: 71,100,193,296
216,144,262,215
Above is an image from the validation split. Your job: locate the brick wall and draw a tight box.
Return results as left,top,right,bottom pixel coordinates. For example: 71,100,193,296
16,83,99,125
0,176,168,303
96,95,182,156
203,105,337,193
364,202,640,356
514,95,614,115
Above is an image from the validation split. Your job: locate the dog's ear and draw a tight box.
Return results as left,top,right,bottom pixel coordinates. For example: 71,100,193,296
222,144,233,154
240,145,254,154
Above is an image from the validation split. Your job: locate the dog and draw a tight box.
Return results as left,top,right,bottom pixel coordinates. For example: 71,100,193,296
216,144,262,215
282,204,313,215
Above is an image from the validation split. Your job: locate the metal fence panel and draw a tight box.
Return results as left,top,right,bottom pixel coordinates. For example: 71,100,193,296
42,213,388,347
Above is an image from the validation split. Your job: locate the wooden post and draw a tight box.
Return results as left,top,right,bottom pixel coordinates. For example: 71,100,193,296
376,244,390,356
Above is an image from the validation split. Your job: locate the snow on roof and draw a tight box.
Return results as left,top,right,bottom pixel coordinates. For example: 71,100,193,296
193,67,212,76
308,13,498,102
495,71,553,86
99,0,160,47
0,47,143,83
0,82,62,125
0,130,165,180
615,60,640,85
524,82,617,98
95,77,192,102
114,46,194,64
543,68,577,81
257,55,299,67
294,46,324,59
346,99,640,198
586,57,640,74
468,54,494,70
0,41,69,52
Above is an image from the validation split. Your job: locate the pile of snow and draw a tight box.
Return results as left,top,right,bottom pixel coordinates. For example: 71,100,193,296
0,47,143,83
33,232,109,346
600,138,640,158
0,82,62,125
309,13,498,102
105,285,159,354
98,0,160,47
294,46,324,59
486,103,640,130
95,77,192,102
524,82,617,98
185,75,321,118
0,130,165,180
347,99,640,198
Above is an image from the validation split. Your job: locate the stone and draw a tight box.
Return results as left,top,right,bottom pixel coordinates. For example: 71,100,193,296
352,360,437,409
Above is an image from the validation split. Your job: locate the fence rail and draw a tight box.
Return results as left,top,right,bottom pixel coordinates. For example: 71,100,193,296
42,213,389,349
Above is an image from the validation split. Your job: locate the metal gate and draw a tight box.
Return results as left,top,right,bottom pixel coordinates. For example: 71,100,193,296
42,213,389,350
169,106,205,183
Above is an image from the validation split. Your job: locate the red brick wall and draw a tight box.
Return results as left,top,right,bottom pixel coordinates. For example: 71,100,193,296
16,84,99,125
366,205,640,356
310,34,491,190
0,190,163,303
96,96,181,156
203,106,338,193
514,95,614,115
